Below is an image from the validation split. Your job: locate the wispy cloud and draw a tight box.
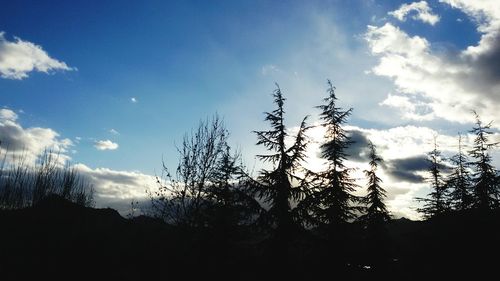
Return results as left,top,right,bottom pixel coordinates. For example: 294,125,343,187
261,64,280,76
94,139,119,151
109,129,120,135
0,31,75,79
389,1,440,25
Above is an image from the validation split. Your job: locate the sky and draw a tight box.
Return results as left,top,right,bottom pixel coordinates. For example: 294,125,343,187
1,0,499,219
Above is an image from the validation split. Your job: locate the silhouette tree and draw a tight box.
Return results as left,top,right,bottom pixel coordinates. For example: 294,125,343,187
359,141,391,269
312,80,358,227
468,112,499,210
150,115,261,230
150,115,230,226
417,138,448,218
251,84,311,247
360,141,390,225
446,134,473,211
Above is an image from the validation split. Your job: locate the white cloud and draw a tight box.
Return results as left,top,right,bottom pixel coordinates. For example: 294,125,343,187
73,163,157,215
94,139,119,151
0,31,75,79
439,0,500,33
365,20,500,126
130,97,137,103
0,108,18,121
0,109,73,165
380,93,435,121
389,1,440,25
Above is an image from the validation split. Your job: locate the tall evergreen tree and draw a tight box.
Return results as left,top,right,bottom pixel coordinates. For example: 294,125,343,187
359,141,391,267
417,138,448,218
313,80,358,226
360,141,390,225
252,84,311,241
447,134,473,211
468,112,499,210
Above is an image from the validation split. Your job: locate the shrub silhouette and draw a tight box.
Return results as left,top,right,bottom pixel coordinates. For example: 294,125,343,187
0,148,94,209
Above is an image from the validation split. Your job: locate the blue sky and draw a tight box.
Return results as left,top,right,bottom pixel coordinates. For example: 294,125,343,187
1,0,499,218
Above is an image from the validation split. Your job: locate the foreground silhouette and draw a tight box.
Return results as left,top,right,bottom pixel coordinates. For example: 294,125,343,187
1,195,500,280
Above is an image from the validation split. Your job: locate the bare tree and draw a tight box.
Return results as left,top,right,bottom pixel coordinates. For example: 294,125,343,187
150,114,260,229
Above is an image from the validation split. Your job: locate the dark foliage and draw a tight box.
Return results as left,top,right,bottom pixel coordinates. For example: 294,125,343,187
446,134,473,211
468,111,499,210
250,84,312,246
307,80,359,227
360,141,390,225
417,139,448,218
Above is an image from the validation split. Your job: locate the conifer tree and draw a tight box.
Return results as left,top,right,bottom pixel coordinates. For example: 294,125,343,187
313,80,358,226
447,134,473,211
417,138,448,218
468,112,499,210
360,141,390,225
252,84,311,241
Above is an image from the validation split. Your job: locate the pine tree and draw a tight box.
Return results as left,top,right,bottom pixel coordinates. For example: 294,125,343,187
417,138,448,219
252,84,311,241
360,141,390,225
313,80,358,226
468,112,499,210
447,134,473,211
359,141,391,267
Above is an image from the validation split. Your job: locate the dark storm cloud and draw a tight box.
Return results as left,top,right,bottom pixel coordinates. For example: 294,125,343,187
345,129,371,162
472,35,500,84
383,155,429,183
388,169,425,183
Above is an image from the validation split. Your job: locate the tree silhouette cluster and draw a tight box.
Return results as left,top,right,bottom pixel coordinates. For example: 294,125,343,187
147,81,500,275
149,81,392,261
418,112,500,218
